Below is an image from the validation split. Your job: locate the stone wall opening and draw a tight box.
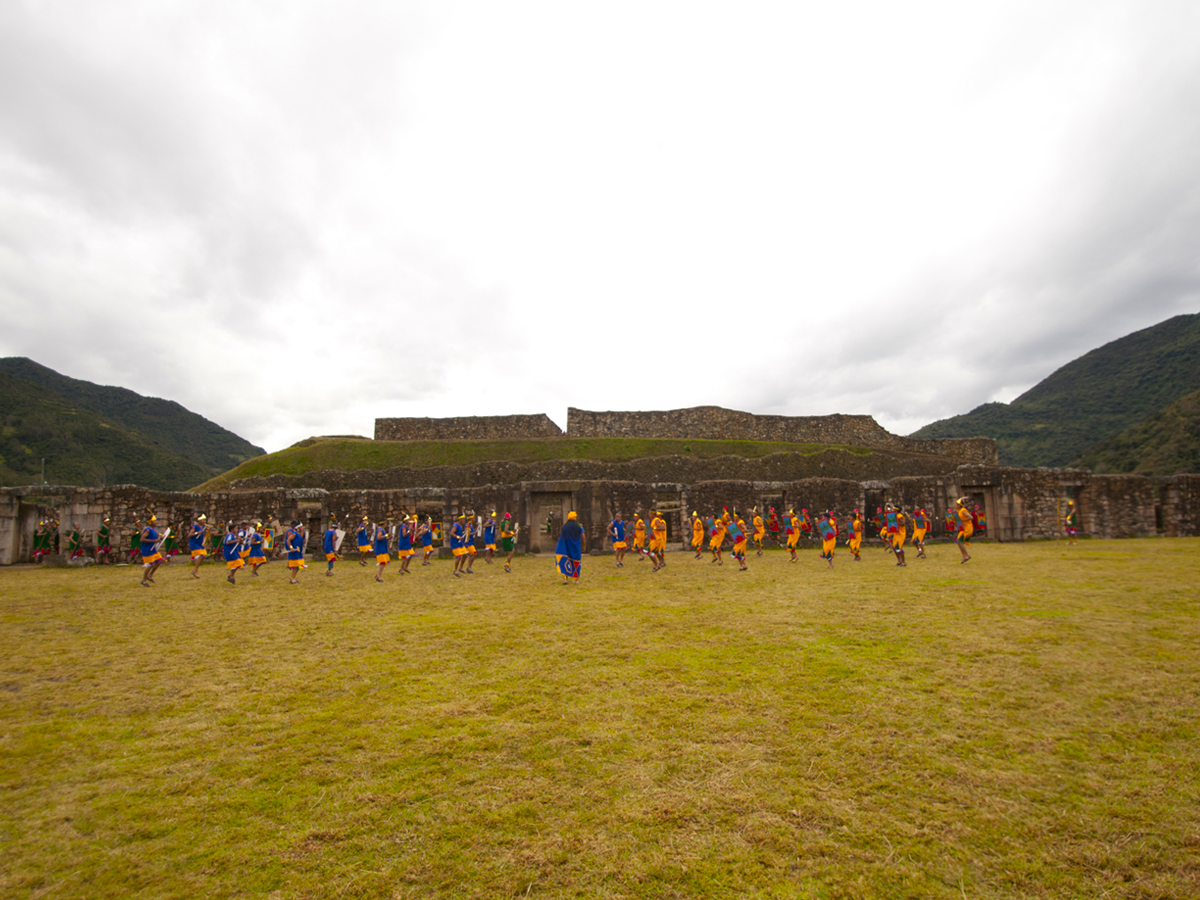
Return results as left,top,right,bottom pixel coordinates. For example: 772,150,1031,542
863,488,887,524
529,491,572,554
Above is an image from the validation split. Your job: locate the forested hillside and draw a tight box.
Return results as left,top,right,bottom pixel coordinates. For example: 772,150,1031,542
0,372,211,489
1072,389,1200,475
0,357,264,475
911,314,1200,467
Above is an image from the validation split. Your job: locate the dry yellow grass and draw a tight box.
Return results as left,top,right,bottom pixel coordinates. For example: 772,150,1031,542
1,539,1198,899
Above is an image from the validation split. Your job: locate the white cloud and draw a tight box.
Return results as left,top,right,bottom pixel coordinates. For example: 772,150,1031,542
1,0,1199,452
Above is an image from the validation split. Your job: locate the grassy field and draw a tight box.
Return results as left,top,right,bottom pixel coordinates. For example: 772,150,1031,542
192,437,875,491
2,540,1198,899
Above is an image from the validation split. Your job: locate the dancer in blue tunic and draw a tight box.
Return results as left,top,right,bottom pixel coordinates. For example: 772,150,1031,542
373,522,390,582
323,519,340,576
396,515,415,575
285,521,305,584
139,515,163,587
223,524,244,584
420,516,435,566
608,513,627,567
555,511,585,584
246,522,267,576
189,514,209,579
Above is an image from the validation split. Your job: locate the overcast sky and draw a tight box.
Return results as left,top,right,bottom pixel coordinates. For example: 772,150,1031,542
2,0,1199,453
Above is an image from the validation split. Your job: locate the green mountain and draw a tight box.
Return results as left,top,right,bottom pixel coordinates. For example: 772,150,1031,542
0,372,211,489
911,313,1200,467
0,357,265,475
1071,389,1200,475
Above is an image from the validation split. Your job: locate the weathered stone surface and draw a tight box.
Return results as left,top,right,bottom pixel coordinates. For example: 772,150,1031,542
3,470,1198,564
567,406,998,465
227,449,960,492
374,415,562,441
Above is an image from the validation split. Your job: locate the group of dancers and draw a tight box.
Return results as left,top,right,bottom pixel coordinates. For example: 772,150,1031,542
31,517,113,563
129,510,522,586
96,494,1051,587
597,499,978,579
551,497,983,584
346,510,520,581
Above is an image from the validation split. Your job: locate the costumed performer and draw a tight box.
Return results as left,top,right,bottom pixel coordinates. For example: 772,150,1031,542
139,515,164,587
223,524,244,584
324,519,340,576
955,498,974,563
285,521,306,583
609,513,627,567
500,513,517,572
912,508,929,559
189,514,209,578
555,510,584,584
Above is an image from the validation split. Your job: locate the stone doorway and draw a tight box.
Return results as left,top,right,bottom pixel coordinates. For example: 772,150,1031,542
18,501,59,563
528,491,572,554
863,488,887,539
958,489,990,539
757,494,786,546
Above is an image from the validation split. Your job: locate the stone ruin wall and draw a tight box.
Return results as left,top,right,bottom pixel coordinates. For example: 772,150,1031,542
0,484,335,566
225,448,962,493
1077,475,1162,539
374,414,562,442
370,406,997,466
565,407,999,465
5,471,1199,564
1170,475,1200,537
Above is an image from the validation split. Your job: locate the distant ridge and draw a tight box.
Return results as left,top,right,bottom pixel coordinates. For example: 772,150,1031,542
0,358,265,476
0,358,265,490
911,313,1200,467
0,372,210,489
1072,389,1200,475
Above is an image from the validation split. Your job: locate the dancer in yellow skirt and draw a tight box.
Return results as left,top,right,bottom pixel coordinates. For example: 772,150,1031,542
847,509,863,561
955,498,974,563
462,513,477,574
817,510,837,568
323,518,341,576
222,523,244,584
139,515,164,587
709,513,726,565
356,517,372,565
609,512,628,567
372,521,391,582
691,511,704,559
912,508,929,559
396,515,416,575
649,511,667,571
632,514,647,561
726,510,749,571
786,509,801,562
885,504,907,567
451,514,468,577
482,512,498,564
247,522,267,576
285,521,306,584
189,513,209,579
